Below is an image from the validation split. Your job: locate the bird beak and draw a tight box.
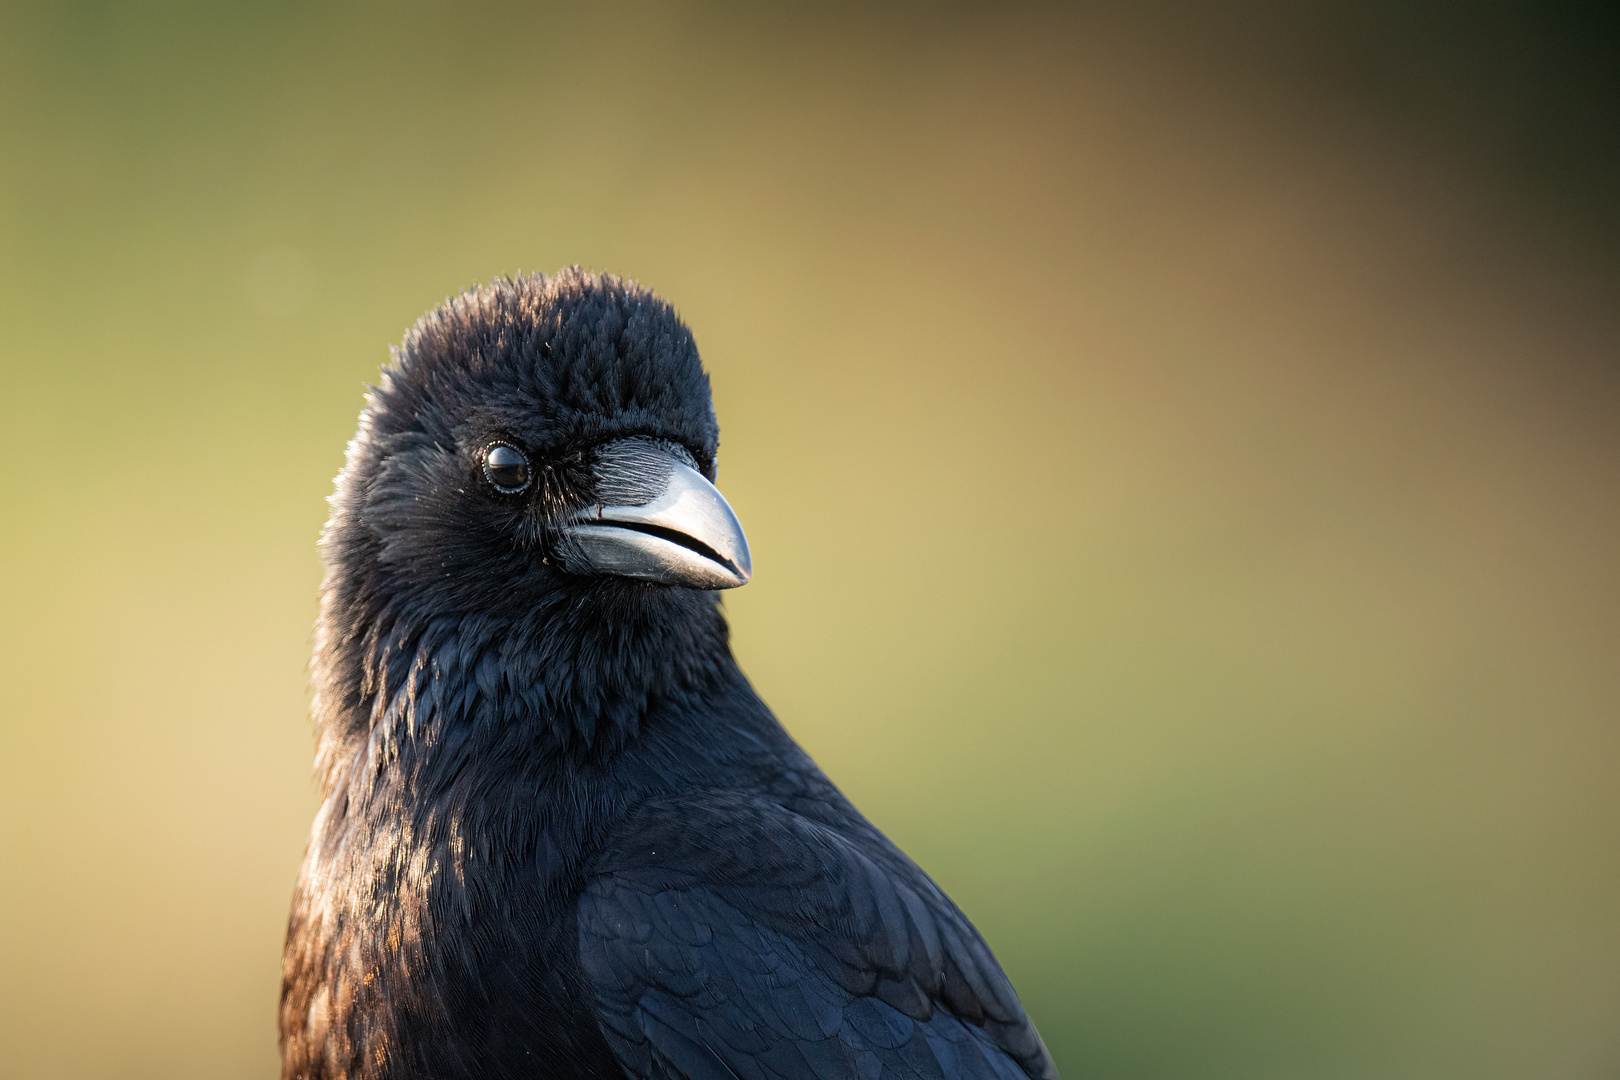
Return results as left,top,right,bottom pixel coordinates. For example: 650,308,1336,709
564,445,752,590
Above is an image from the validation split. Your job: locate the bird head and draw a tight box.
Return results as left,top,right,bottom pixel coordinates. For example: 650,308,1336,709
326,268,749,614
313,269,750,763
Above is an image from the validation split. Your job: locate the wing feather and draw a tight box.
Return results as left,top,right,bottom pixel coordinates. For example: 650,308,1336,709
578,795,1056,1080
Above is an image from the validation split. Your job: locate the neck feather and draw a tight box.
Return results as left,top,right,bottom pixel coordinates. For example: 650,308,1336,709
310,571,732,800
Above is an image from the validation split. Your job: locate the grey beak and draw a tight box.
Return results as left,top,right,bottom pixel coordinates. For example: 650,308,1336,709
564,444,751,590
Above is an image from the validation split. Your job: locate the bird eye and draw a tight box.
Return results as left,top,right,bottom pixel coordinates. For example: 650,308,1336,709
483,443,531,493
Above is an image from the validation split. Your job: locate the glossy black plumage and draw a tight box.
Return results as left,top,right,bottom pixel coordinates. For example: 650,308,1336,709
280,268,1057,1080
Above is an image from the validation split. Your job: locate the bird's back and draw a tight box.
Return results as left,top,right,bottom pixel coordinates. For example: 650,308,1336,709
283,668,1053,1080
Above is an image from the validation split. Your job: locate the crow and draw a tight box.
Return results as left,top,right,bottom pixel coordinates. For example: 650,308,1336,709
280,268,1057,1080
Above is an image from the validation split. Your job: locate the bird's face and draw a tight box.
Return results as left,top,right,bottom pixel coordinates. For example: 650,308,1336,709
328,272,750,623
357,422,749,614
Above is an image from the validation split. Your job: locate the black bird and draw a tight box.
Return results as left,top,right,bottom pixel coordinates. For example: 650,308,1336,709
281,268,1057,1080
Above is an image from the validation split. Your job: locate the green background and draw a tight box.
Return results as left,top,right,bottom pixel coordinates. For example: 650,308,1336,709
1,3,1616,1077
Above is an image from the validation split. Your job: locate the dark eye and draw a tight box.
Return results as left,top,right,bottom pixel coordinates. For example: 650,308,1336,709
483,443,531,493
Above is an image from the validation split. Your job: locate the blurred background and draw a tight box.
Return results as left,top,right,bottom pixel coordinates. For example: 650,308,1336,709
1,2,1616,1077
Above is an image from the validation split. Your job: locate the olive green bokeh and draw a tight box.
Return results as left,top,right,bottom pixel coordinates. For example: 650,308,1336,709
1,3,1616,1078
